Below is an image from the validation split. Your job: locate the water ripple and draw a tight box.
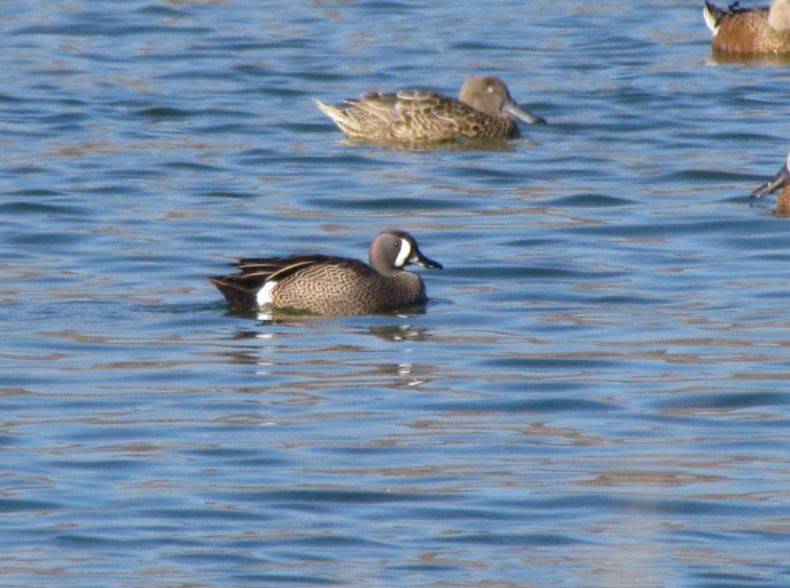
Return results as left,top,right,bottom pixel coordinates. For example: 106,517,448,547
2,1,790,586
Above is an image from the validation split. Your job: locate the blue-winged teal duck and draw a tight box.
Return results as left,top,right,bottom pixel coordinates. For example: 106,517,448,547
209,230,443,315
315,75,546,143
704,0,790,53
752,150,790,214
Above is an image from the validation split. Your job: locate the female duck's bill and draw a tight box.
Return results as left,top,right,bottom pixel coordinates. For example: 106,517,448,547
703,0,790,54
751,150,790,199
209,230,443,316
314,75,545,144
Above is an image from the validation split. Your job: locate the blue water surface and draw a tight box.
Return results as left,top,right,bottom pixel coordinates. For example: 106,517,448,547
1,1,790,586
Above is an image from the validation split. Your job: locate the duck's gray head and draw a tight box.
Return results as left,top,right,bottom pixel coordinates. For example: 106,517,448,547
369,230,443,274
752,150,790,198
459,75,546,124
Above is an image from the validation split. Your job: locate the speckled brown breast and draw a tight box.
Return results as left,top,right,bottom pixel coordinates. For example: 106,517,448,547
270,260,427,315
713,11,790,53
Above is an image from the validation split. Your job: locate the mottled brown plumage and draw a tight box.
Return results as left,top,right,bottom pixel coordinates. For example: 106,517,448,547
209,230,442,315
315,75,545,144
751,150,790,216
704,0,790,53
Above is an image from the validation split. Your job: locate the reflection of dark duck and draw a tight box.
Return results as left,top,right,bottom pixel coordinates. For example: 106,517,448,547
368,324,431,343
752,150,790,215
209,230,442,316
703,0,790,53
315,75,545,144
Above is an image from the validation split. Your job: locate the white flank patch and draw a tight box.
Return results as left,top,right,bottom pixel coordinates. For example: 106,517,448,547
256,281,277,306
394,239,411,267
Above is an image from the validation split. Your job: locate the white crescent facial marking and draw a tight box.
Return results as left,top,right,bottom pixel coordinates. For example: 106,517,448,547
257,281,277,306
394,238,412,267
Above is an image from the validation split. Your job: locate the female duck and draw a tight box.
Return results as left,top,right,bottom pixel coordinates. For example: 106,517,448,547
315,75,545,144
209,230,442,315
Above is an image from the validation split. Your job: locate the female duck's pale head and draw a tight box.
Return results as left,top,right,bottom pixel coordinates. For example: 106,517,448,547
459,76,546,125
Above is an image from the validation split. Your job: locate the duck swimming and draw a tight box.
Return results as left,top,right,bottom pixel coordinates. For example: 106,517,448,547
315,75,545,144
752,150,790,215
209,230,443,315
703,0,790,53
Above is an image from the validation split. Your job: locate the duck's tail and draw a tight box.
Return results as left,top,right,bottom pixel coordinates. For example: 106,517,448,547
703,1,725,33
314,99,361,136
208,276,259,311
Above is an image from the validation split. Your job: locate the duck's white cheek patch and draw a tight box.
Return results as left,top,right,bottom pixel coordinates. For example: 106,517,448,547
394,240,411,267
257,281,277,306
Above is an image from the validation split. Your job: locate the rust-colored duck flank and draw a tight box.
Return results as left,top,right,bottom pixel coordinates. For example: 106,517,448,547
752,150,790,215
315,75,546,143
209,230,443,316
703,0,790,53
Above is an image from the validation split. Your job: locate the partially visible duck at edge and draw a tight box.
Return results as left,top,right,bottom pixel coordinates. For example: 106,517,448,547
751,150,790,215
209,230,443,316
703,0,790,53
315,75,546,144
